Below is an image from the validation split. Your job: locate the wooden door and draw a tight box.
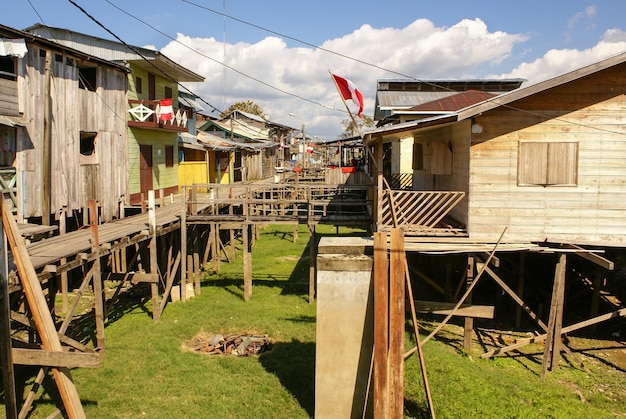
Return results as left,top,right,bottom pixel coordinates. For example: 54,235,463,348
139,145,153,194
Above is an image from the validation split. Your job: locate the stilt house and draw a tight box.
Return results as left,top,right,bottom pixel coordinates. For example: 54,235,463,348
25,24,205,204
0,24,129,225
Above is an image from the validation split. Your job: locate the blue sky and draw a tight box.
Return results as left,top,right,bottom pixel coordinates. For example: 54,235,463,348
7,1,626,138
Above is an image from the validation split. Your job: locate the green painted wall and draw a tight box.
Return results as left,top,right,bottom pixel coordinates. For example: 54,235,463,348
128,128,178,195
126,64,180,197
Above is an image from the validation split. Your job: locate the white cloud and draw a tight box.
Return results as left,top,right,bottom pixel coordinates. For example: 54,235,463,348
495,29,626,85
160,18,621,139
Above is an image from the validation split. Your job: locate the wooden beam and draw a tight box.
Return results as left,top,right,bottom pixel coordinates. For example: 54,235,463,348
243,223,252,302
148,191,160,321
12,348,99,368
561,243,614,270
415,300,494,319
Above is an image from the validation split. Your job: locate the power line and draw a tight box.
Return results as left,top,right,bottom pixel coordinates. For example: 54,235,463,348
103,0,345,116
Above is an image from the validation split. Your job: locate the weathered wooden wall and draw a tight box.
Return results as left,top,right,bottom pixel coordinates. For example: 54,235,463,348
468,65,626,243
16,44,128,222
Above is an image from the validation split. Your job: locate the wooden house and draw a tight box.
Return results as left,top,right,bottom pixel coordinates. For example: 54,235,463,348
366,52,626,246
199,110,280,181
0,24,129,225
25,24,205,204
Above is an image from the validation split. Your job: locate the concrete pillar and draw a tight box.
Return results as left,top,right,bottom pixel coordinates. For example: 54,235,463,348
315,237,374,419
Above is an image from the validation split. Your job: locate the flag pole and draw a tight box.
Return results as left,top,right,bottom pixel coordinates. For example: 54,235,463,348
329,70,379,185
329,70,364,139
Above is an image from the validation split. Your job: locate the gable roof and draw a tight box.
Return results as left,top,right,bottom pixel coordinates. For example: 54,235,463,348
366,50,626,142
23,24,203,82
0,23,129,72
374,78,524,120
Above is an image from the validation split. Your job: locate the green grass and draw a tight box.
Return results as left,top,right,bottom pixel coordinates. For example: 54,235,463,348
6,224,626,418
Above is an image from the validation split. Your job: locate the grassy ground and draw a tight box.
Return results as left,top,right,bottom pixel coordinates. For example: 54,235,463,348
6,224,626,418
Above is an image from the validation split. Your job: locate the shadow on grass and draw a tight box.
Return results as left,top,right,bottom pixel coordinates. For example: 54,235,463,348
258,339,315,417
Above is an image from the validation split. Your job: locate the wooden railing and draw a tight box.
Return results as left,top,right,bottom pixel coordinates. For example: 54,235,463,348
182,183,373,226
380,189,465,233
0,167,17,215
127,99,189,132
384,172,413,190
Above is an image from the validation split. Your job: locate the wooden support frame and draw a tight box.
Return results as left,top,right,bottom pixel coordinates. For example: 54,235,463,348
1,195,86,418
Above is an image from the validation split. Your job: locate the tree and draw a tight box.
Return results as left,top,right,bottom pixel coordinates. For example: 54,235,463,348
220,100,267,119
340,115,374,138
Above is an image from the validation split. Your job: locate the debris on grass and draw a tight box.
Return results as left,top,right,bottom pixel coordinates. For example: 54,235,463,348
183,331,273,356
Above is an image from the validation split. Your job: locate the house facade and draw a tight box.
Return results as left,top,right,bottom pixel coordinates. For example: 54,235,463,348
367,52,626,246
0,24,129,224
25,24,205,204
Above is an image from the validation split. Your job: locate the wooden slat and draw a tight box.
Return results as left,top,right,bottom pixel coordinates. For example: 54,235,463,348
12,348,99,368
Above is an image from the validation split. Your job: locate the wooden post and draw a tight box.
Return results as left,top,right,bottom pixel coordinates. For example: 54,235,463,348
89,200,106,353
373,231,389,418
515,253,526,329
389,228,404,418
0,218,17,419
309,224,315,303
463,256,474,353
1,195,86,418
42,50,52,226
541,254,566,378
193,252,201,296
59,207,68,314
148,191,160,320
181,187,187,302
243,223,252,302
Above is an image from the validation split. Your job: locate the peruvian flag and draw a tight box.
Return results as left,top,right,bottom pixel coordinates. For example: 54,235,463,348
159,98,173,121
306,144,314,153
331,73,364,117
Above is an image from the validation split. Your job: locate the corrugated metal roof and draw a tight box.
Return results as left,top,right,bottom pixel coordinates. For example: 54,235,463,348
23,24,204,82
406,90,497,112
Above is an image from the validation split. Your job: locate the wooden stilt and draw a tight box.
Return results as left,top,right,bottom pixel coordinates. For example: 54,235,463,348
541,254,566,378
180,187,187,302
243,223,252,302
89,200,106,353
389,228,405,419
193,252,201,296
59,207,68,314
148,192,160,320
515,253,526,329
373,231,389,418
309,224,315,303
463,256,475,353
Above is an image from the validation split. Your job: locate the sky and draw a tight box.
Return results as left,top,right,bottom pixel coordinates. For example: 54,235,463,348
6,0,626,140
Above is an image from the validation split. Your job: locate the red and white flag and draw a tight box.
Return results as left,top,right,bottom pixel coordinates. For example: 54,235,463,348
159,98,173,121
331,73,364,117
306,144,314,153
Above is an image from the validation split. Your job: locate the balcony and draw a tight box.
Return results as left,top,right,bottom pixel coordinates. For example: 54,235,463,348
127,99,189,132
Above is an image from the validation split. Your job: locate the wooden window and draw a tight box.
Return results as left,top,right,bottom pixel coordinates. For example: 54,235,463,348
412,142,424,171
164,86,173,99
78,64,97,91
135,76,142,94
79,132,98,165
518,141,578,186
165,145,174,168
0,56,15,81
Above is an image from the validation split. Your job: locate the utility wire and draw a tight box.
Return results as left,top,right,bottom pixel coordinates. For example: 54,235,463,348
103,0,344,115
